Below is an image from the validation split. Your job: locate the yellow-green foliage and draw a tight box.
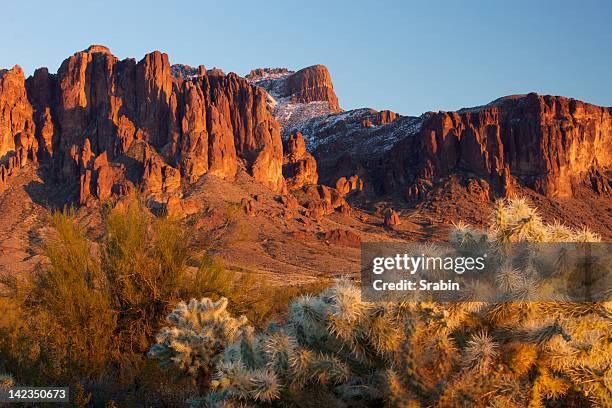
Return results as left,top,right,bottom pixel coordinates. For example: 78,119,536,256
0,197,238,405
103,198,202,352
0,195,323,406
0,210,116,383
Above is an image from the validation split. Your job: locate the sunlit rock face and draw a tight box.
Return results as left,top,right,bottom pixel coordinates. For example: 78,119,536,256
294,93,611,200
1,48,610,207
0,65,37,192
385,94,612,199
2,45,286,201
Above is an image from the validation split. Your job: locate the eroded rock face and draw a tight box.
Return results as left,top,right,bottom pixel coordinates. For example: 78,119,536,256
1,49,610,214
307,94,611,201
26,67,57,160
1,45,286,201
588,167,611,195
247,65,339,112
386,94,611,198
283,132,318,190
383,209,401,229
0,66,37,192
296,184,348,221
286,65,340,111
335,175,363,196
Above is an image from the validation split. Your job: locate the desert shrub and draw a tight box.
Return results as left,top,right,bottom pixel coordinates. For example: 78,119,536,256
229,277,331,331
0,210,116,384
103,198,200,354
192,256,330,330
0,194,318,405
0,197,244,405
151,198,610,407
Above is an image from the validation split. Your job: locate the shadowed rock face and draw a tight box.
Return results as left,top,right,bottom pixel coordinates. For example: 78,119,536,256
3,45,286,201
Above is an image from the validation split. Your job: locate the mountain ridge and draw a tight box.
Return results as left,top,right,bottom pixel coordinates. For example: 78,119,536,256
0,46,610,256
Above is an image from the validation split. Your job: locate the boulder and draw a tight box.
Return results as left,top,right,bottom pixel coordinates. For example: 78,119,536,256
324,229,361,248
383,209,401,229
335,175,363,196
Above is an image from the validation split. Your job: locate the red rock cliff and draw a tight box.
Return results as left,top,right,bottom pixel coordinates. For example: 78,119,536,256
386,94,611,198
4,45,286,201
287,65,340,111
0,66,38,192
247,65,341,113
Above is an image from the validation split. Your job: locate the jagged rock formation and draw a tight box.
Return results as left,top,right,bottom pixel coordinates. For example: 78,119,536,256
335,175,363,196
285,65,339,111
282,132,318,190
246,66,341,134
0,66,38,192
283,107,418,194
247,65,339,111
293,184,349,221
279,130,354,218
3,45,286,202
383,208,401,229
1,48,610,231
362,110,400,128
386,94,611,199
301,94,611,201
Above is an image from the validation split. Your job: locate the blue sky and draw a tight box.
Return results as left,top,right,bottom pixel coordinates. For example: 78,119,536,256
2,0,610,115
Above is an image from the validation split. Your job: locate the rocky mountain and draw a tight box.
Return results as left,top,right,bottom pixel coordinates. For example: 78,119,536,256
250,70,611,198
250,64,611,236
246,66,341,134
2,45,285,207
286,94,611,202
0,46,610,280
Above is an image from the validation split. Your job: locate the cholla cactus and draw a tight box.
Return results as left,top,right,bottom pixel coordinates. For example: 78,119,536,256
152,198,609,407
148,297,253,391
177,279,420,407
439,198,610,407
462,330,498,374
481,198,602,244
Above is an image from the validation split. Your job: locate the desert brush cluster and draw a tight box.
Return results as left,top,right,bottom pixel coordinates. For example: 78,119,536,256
0,196,322,406
149,198,611,407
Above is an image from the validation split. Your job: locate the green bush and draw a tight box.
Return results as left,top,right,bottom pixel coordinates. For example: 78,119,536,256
103,198,201,354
